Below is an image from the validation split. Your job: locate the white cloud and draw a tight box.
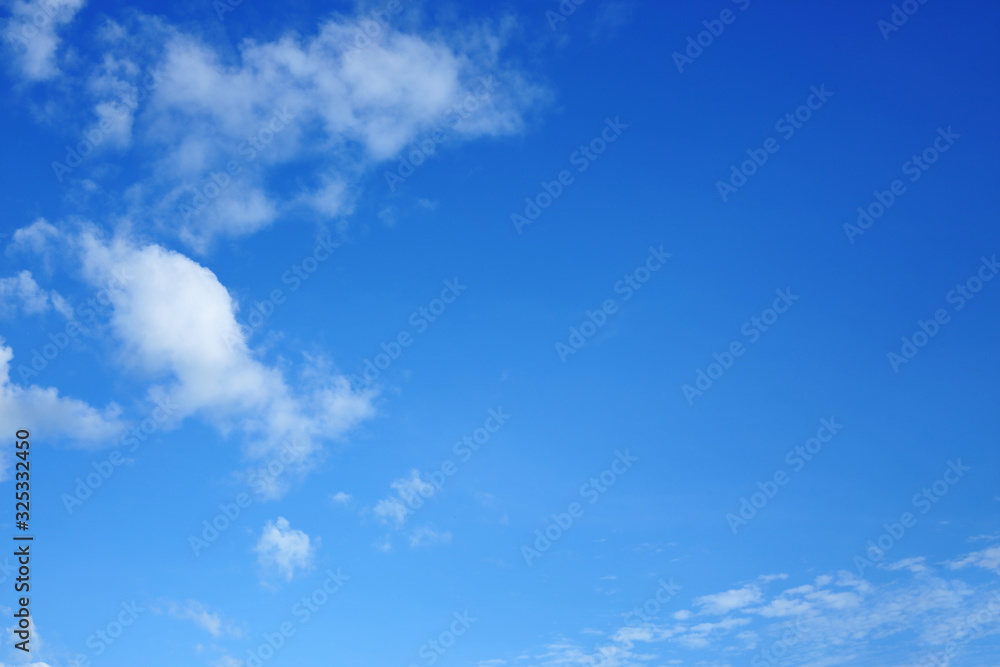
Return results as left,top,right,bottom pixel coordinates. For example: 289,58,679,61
9,218,61,255
165,599,238,637
695,584,763,615
672,616,751,649
330,491,352,505
947,545,1000,573
1,0,85,80
0,271,55,316
885,556,930,574
373,469,435,528
255,517,316,581
72,228,375,495
56,10,544,250
491,555,1000,667
408,526,451,548
0,338,125,479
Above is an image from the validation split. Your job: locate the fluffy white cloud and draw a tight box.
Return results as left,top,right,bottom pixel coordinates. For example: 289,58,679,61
0,338,125,479
255,517,316,581
1,0,85,80
60,10,543,250
73,228,375,494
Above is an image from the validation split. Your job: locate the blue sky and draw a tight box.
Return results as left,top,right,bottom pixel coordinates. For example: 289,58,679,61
1,0,999,665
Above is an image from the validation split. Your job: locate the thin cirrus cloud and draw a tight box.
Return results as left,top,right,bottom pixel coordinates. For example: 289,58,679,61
693,583,764,615
492,556,1000,666
947,544,1000,573
408,526,452,549
372,470,455,551
162,598,240,638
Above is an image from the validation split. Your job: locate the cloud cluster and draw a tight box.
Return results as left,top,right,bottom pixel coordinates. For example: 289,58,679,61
54,9,545,250
1,0,85,80
0,338,125,479
255,516,316,581
0,270,70,317
494,560,1000,666
373,469,435,528
74,228,375,484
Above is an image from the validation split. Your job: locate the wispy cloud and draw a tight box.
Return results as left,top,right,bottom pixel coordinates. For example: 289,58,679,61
408,526,451,549
487,554,1000,666
373,469,435,528
1,0,85,80
163,599,240,637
